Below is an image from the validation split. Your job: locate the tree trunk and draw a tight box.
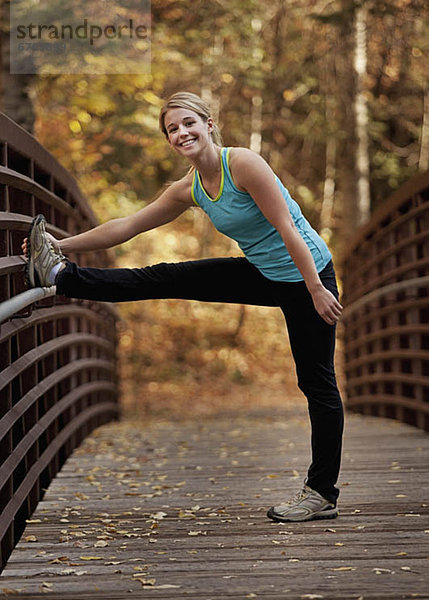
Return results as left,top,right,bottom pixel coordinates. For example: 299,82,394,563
419,90,429,172
353,2,371,227
0,0,6,110
0,0,35,132
320,128,336,240
265,1,287,169
320,21,338,242
250,93,262,154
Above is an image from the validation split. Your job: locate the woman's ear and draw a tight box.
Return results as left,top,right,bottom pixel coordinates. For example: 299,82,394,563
207,117,214,132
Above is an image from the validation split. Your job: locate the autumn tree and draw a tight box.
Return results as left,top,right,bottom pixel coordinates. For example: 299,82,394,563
4,0,427,414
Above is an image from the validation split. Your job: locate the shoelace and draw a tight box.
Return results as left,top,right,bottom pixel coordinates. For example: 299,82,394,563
283,487,309,506
48,239,65,261
39,218,65,261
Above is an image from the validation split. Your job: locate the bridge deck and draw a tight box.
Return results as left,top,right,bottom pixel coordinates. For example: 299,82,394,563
1,410,428,599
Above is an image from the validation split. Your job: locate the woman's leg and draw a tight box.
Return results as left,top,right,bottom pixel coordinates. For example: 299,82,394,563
278,262,344,505
58,255,343,505
56,257,279,307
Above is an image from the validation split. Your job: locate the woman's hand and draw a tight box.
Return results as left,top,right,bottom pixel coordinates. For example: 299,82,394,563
21,232,61,256
311,286,343,325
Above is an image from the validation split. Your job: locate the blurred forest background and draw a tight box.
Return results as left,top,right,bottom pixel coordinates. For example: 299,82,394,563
0,0,428,418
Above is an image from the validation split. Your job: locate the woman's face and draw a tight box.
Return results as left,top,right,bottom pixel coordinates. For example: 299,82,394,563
164,107,213,156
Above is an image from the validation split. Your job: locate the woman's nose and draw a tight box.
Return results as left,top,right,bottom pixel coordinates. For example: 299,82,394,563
178,125,189,136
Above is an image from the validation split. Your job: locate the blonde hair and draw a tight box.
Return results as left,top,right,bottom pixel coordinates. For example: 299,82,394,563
159,92,223,146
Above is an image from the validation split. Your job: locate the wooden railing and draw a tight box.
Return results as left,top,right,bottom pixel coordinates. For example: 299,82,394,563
0,113,119,572
342,171,429,431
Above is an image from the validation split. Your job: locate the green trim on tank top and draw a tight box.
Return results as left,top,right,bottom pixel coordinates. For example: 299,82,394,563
191,170,198,206
192,147,277,206
192,147,227,205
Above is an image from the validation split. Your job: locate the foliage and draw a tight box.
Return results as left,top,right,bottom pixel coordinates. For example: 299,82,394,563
24,0,427,415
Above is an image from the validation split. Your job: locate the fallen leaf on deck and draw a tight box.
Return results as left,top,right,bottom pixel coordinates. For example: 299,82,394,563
74,492,89,500
61,568,87,576
330,566,356,571
128,558,145,562
400,566,420,574
135,577,156,587
178,510,196,519
24,535,38,542
372,567,394,574
94,540,109,547
150,512,167,520
79,556,103,560
48,556,69,564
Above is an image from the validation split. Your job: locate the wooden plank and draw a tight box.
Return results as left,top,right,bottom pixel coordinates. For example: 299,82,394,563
1,411,428,599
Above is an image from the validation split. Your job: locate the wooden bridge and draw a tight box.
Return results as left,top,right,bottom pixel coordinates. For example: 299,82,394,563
1,114,428,599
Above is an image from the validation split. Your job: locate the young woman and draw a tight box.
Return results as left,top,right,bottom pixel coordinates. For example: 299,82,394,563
23,91,344,522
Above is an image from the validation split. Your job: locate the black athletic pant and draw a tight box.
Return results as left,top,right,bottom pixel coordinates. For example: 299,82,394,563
57,257,344,504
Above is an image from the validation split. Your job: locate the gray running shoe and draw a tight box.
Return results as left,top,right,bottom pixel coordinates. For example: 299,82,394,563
25,214,65,288
267,485,338,522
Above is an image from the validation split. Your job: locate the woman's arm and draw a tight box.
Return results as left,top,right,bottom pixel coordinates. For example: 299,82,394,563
51,176,193,254
229,148,343,325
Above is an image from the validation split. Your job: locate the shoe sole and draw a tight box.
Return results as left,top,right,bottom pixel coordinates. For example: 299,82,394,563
25,214,45,288
266,506,338,523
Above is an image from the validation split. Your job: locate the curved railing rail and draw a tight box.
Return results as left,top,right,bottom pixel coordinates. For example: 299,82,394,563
342,171,429,431
0,113,119,572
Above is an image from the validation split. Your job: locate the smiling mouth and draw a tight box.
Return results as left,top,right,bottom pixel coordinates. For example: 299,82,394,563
180,139,197,147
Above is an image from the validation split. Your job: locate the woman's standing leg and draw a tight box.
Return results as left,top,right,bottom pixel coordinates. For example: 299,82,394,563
278,262,344,505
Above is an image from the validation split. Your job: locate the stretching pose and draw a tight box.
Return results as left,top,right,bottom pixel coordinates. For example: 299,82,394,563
23,91,344,522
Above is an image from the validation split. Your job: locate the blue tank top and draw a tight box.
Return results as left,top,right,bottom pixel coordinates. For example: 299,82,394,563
191,147,332,282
